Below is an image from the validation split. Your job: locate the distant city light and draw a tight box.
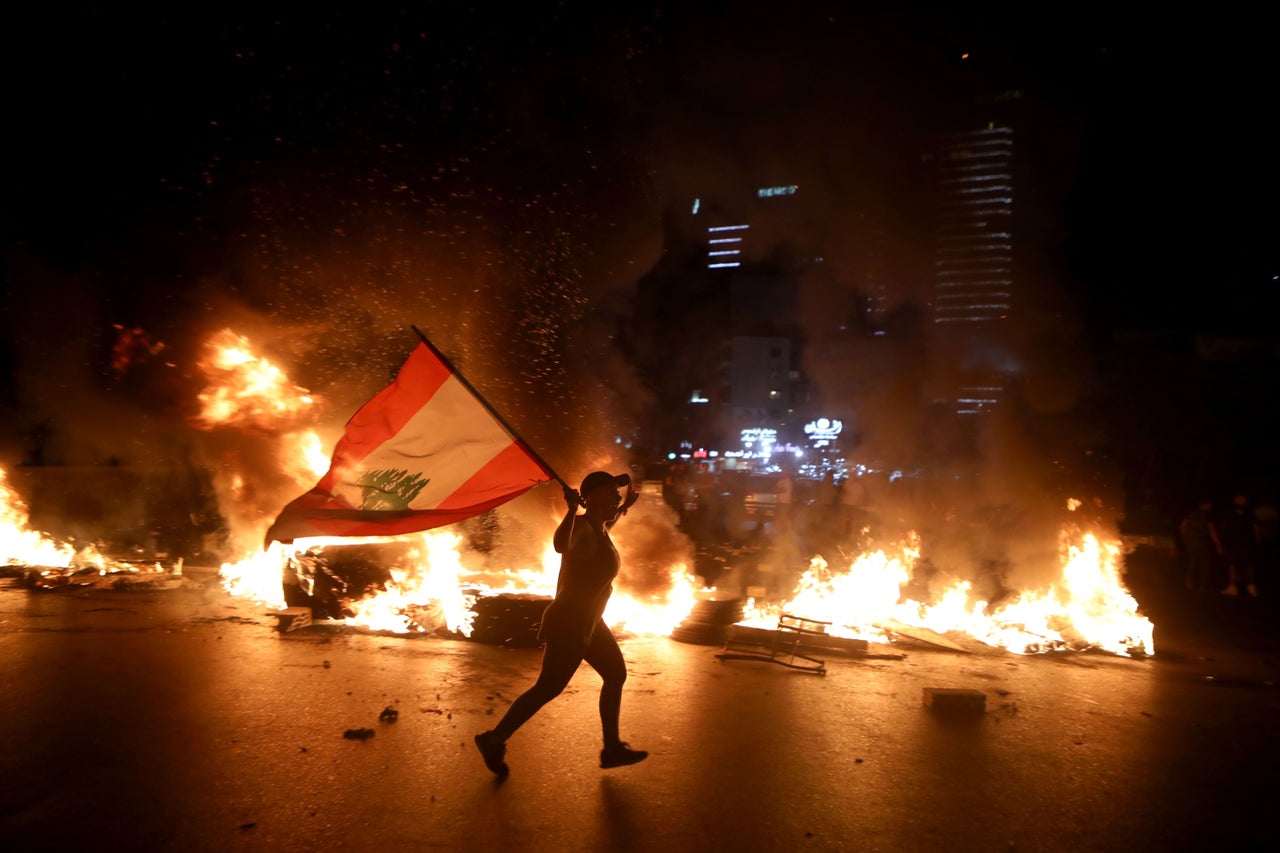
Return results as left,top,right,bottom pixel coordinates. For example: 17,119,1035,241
691,198,700,214
804,417,843,442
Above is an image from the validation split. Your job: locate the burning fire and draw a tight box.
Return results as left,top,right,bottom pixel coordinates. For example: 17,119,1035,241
1,327,1154,662
0,466,174,580
0,467,76,568
196,329,317,428
219,529,703,639
737,519,1153,656
198,329,1152,657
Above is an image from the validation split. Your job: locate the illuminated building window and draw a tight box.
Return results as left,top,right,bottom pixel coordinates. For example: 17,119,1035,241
707,224,749,270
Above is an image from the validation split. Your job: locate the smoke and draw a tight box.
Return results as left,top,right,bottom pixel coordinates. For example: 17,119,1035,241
1,6,1126,599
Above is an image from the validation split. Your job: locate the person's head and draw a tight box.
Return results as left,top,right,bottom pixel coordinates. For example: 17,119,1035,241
579,471,631,520
1234,494,1249,511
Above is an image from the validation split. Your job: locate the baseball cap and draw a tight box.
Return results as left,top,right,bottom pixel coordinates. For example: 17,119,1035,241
580,471,631,497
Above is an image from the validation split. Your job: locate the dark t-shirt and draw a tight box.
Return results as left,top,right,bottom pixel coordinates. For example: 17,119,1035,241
539,518,620,646
1219,509,1256,552
1181,508,1214,551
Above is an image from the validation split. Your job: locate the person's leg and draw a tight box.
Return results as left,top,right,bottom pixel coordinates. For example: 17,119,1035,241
584,622,646,768
491,641,583,741
583,623,627,748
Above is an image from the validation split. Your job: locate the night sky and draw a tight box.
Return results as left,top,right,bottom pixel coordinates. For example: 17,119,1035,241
2,4,1277,516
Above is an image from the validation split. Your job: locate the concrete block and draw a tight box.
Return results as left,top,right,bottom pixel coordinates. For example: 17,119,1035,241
275,607,312,633
923,687,986,712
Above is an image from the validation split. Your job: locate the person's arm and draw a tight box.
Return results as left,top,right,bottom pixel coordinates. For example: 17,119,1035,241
553,487,581,553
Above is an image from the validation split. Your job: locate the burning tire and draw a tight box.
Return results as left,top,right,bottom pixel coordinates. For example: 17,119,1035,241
466,593,551,647
686,598,745,625
669,622,731,645
669,597,745,645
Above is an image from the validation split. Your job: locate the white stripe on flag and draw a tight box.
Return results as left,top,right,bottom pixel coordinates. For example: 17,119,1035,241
329,375,515,510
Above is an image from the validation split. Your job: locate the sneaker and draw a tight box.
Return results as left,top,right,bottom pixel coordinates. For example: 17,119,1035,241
474,730,509,777
1247,583,1259,597
1221,585,1239,596
600,742,648,769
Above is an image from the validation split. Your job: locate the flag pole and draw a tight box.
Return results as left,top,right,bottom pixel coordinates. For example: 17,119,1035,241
410,325,572,494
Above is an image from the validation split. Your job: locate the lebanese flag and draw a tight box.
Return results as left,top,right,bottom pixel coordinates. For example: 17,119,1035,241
264,340,553,544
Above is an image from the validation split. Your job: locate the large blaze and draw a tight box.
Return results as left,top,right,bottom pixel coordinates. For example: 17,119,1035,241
0,466,175,582
3,328,1154,659
0,467,77,569
737,520,1153,656
195,328,318,429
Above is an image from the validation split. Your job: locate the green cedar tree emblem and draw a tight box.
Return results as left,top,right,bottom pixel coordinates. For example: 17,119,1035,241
356,468,430,511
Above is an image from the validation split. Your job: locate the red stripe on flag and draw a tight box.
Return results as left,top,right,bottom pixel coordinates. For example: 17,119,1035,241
264,482,544,542
435,441,551,510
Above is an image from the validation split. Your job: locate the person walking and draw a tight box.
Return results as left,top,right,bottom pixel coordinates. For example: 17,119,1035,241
474,471,647,776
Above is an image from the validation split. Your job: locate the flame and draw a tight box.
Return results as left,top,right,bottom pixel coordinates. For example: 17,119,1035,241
0,467,77,568
737,523,1153,657
196,329,316,429
605,565,703,637
219,540,290,607
282,430,331,482
218,527,707,640
0,466,173,580
192,329,1153,659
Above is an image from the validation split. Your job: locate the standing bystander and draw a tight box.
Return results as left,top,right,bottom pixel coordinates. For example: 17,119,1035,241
1179,498,1220,592
1219,494,1261,597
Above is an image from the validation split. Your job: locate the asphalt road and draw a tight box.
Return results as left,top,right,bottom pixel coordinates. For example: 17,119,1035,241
1,569,1278,853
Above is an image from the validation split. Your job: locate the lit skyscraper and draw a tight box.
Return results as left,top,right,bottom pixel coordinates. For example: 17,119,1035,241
932,124,1014,325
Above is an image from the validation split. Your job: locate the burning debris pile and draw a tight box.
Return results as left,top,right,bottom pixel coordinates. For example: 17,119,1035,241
0,467,188,590
735,522,1153,657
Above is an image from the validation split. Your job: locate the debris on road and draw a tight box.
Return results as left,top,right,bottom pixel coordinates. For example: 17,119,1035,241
922,687,987,713
717,613,831,674
274,606,312,633
379,706,399,722
343,728,375,741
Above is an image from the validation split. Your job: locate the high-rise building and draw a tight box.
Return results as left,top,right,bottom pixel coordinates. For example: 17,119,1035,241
926,90,1026,416
932,125,1014,325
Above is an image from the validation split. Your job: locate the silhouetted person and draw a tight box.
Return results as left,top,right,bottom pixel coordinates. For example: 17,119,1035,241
1179,498,1220,592
772,468,795,557
1219,494,1260,597
474,471,647,776
839,474,868,541
1253,490,1278,594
